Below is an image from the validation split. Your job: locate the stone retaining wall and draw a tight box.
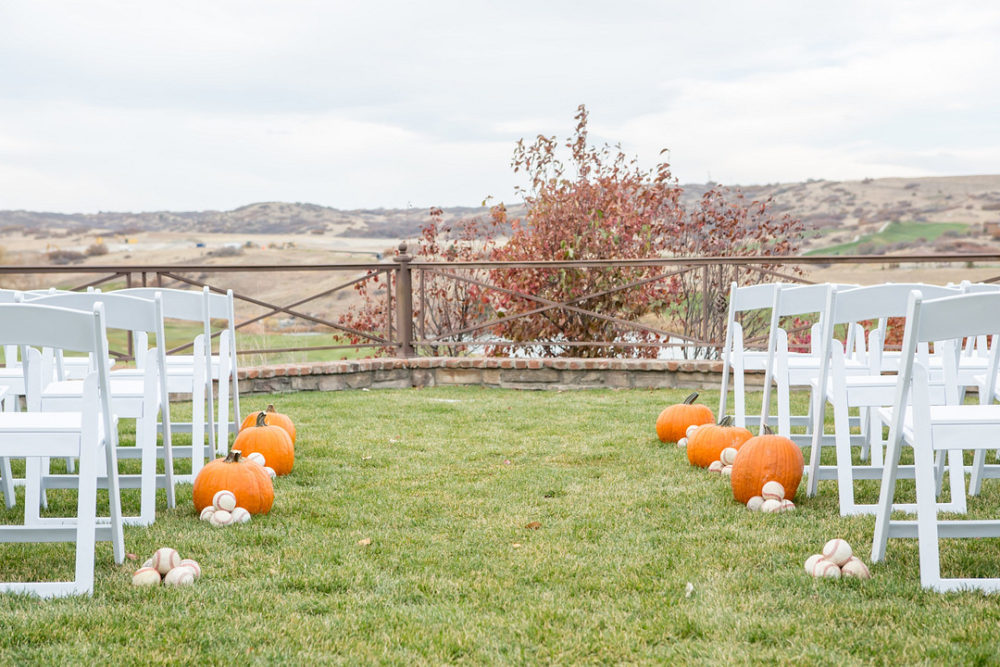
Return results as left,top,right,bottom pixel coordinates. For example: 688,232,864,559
238,357,767,394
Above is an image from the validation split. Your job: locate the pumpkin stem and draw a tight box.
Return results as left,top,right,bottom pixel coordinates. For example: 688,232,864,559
225,450,242,463
762,425,774,435
683,392,699,405
266,404,276,413
719,415,733,427
255,411,268,428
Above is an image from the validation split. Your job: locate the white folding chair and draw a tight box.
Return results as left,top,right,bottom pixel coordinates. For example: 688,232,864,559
28,292,175,525
759,283,863,445
805,283,965,513
116,286,240,457
718,282,794,429
0,303,124,598
872,290,1000,592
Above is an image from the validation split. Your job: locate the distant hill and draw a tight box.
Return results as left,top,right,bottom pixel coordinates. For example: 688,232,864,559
3,175,1000,253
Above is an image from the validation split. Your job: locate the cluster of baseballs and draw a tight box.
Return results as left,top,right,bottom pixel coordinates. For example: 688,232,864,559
805,539,871,580
707,446,739,477
132,548,201,587
676,424,701,449
745,480,796,513
199,490,253,527
247,451,277,478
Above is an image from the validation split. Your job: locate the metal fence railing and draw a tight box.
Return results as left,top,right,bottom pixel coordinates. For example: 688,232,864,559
2,248,999,362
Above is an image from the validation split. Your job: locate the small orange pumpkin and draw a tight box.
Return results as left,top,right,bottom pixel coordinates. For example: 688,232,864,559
240,404,296,444
730,426,804,503
687,417,753,468
233,411,295,475
656,392,715,443
193,450,274,514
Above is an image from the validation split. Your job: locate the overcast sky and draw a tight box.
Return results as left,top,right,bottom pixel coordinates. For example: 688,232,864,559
1,1,998,213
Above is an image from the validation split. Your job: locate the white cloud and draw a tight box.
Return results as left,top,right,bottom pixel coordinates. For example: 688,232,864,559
0,0,998,211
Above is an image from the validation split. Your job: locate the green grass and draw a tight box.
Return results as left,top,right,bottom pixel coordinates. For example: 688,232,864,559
806,221,968,256
3,387,1000,663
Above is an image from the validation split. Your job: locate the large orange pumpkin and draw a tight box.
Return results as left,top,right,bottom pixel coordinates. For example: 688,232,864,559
193,450,274,514
240,404,296,444
233,411,295,475
730,427,804,503
656,393,715,443
687,417,753,468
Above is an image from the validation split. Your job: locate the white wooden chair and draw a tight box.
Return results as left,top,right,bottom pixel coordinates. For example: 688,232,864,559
804,283,965,513
0,303,124,598
116,286,240,457
718,282,795,429
759,283,864,445
871,290,1000,592
27,292,175,525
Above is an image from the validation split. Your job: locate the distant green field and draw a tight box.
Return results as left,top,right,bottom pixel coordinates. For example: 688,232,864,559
805,221,968,256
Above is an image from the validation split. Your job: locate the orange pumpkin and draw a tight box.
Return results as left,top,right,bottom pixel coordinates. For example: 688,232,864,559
656,392,715,443
233,411,295,475
687,417,753,468
730,427,804,503
240,404,296,444
193,450,274,514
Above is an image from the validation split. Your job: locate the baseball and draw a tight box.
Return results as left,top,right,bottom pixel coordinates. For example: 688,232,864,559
163,565,196,587
151,547,180,575
142,558,154,569
779,499,796,512
263,466,277,478
822,538,853,566
230,507,252,524
685,425,700,439
760,498,782,513
746,495,765,511
813,559,841,579
247,452,266,466
199,506,216,522
131,567,162,587
841,557,871,579
708,460,723,473
677,437,688,449
210,510,234,527
212,490,237,512
178,559,201,579
761,480,785,501
721,465,732,477
804,554,824,575
720,447,739,466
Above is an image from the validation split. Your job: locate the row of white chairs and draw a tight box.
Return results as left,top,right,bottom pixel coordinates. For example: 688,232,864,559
0,286,241,597
720,279,1000,592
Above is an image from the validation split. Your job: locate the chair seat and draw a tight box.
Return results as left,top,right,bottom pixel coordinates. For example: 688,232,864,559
44,378,146,398
0,411,83,433
878,405,1000,449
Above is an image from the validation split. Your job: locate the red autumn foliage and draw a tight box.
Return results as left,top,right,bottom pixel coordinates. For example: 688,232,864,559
339,105,804,358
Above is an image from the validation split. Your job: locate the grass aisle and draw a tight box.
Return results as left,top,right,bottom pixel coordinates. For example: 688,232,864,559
3,387,1000,663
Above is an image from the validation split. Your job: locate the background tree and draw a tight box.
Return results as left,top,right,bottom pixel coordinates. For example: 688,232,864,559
486,105,685,357
341,105,804,359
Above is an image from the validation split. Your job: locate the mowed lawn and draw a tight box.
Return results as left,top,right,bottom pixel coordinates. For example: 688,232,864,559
3,387,1000,663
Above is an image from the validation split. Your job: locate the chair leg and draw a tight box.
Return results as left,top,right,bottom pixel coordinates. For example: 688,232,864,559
102,419,125,565
832,392,857,514
914,441,944,591
137,411,157,526
970,448,987,496
0,456,13,510
74,417,100,596
191,343,206,477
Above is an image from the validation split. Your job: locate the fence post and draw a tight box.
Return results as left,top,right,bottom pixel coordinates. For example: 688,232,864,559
393,242,414,357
